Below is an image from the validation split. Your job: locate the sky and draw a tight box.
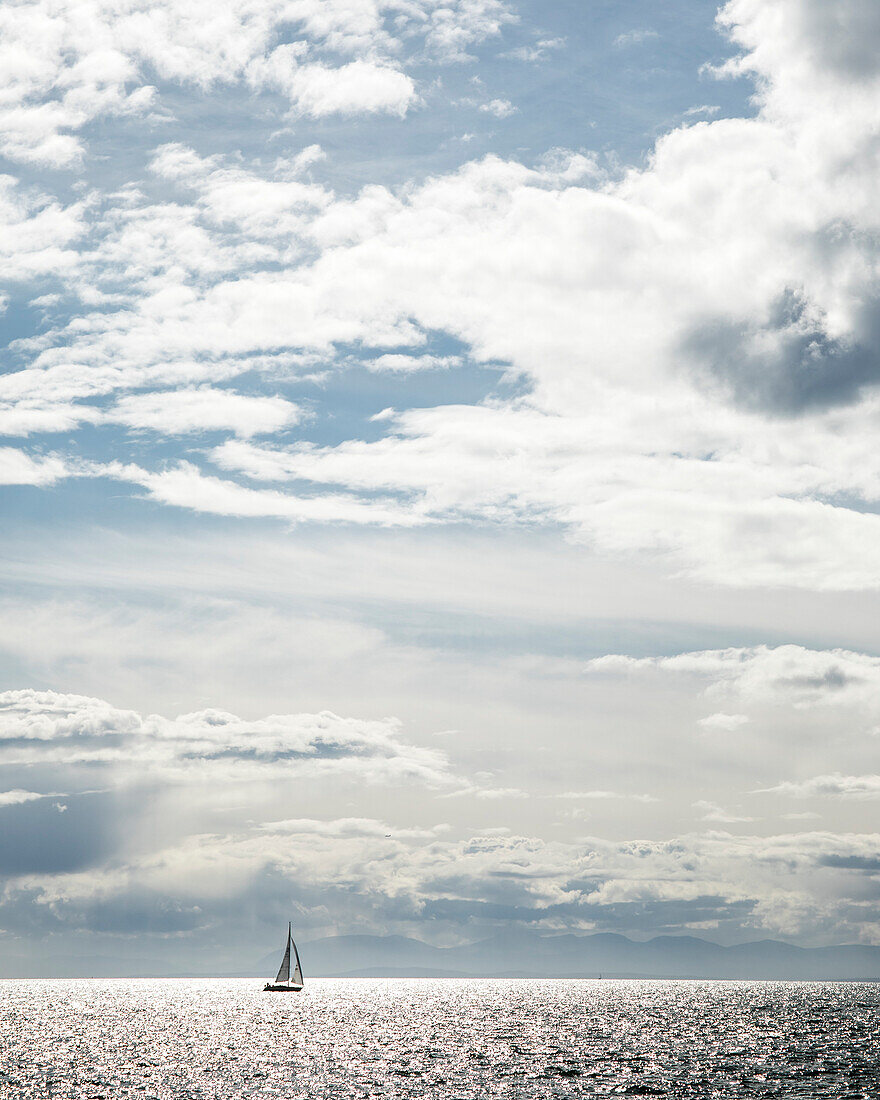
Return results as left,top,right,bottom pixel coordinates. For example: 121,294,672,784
3,0,880,971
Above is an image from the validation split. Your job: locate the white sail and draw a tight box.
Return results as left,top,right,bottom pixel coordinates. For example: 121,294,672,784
275,929,292,983
291,937,304,987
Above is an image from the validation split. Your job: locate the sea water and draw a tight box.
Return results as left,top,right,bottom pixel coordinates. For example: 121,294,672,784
1,978,878,1098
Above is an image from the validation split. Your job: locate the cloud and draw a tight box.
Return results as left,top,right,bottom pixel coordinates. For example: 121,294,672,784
365,353,463,372
614,29,659,48
445,783,529,800
0,0,514,165
0,401,100,438
261,817,446,840
6,0,880,961
693,800,755,823
501,37,565,62
0,588,425,728
684,104,721,117
559,791,658,804
758,774,880,800
6,0,880,594
0,175,85,279
177,397,880,589
479,98,517,118
683,291,880,415
698,713,750,732
0,790,45,807
6,818,880,947
267,60,417,118
719,0,880,84
0,689,453,788
108,388,305,438
0,448,69,486
587,644,880,710
149,142,331,239
0,0,515,165
1,0,880,593
422,0,516,62
107,460,425,525
0,790,119,875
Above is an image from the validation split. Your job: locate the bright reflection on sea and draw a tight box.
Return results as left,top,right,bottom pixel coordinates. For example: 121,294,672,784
2,978,879,1097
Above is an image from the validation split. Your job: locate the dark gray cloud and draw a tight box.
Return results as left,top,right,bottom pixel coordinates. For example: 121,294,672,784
775,666,860,692
685,289,880,415
59,891,208,936
0,792,118,875
818,854,880,872
578,896,757,936
418,895,758,938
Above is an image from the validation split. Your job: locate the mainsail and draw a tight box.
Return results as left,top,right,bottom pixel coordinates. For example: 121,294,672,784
275,931,292,983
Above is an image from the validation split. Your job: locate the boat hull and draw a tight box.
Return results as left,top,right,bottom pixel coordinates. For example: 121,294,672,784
263,983,303,992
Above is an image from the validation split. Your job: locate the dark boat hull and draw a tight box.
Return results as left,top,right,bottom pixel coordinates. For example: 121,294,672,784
263,983,303,992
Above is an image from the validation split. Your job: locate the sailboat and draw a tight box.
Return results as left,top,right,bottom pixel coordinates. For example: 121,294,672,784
263,922,304,992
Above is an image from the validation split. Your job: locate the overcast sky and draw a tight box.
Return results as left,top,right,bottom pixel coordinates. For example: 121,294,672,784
3,0,880,969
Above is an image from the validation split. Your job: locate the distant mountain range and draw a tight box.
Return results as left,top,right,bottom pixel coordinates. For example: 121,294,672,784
5,930,880,980
295,930,880,981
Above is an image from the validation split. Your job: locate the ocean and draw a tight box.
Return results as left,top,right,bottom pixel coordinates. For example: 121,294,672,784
1,978,878,1097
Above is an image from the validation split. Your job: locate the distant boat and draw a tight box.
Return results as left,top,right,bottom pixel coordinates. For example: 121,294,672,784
263,922,304,992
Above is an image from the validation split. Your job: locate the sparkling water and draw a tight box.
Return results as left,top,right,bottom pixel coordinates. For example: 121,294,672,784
2,978,878,1097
